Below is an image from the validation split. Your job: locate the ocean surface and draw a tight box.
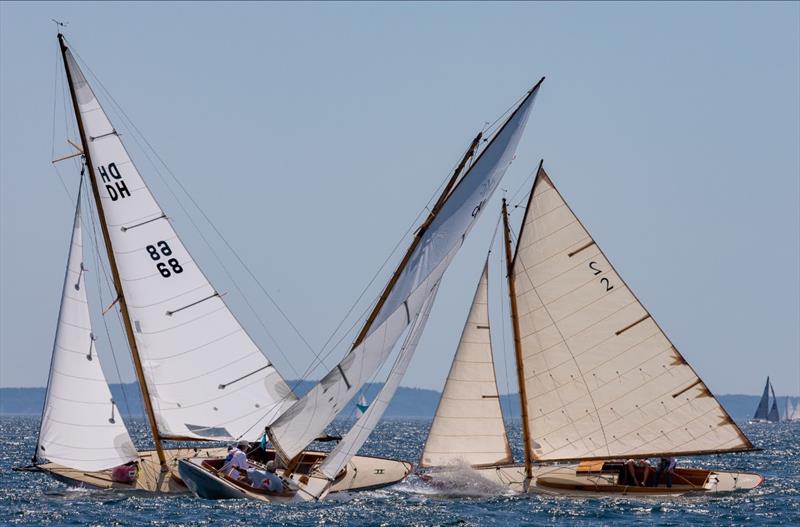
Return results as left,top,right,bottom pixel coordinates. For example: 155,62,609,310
0,416,797,526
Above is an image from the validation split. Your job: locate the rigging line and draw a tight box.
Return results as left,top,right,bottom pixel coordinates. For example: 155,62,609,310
82,174,134,419
497,226,515,426
66,44,305,376
509,165,540,209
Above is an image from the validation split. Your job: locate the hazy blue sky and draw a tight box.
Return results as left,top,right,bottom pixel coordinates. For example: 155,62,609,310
1,2,798,397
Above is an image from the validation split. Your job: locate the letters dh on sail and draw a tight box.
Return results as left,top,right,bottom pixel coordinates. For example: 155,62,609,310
266,78,545,465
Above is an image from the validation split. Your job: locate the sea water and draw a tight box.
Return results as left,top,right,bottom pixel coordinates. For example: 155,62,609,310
1,416,797,526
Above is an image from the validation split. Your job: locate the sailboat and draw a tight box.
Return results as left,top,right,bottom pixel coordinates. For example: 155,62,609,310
177,78,544,502
786,399,800,422
26,33,412,495
418,162,764,495
355,394,370,419
750,377,780,423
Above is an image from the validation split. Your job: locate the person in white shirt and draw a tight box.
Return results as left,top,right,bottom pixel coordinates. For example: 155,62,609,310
220,439,250,478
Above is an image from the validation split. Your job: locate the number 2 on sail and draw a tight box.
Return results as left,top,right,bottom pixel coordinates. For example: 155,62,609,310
589,261,613,291
146,241,183,278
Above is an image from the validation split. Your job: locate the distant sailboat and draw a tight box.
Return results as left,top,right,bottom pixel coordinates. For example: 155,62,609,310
355,394,370,419
787,400,800,422
26,33,412,495
750,377,780,423
419,163,764,495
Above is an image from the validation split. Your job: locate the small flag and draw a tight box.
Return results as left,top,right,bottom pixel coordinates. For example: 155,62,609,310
355,393,369,418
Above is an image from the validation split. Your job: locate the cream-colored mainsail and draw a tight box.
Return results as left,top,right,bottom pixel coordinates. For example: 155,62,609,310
511,165,753,461
37,193,138,471
420,263,512,468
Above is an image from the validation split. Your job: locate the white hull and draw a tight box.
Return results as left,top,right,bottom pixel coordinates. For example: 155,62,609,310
422,462,764,496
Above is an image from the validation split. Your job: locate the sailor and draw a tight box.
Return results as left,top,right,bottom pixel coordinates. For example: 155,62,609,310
654,457,677,488
624,458,652,487
243,460,284,492
221,439,250,478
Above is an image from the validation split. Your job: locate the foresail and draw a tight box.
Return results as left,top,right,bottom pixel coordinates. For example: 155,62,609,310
318,282,441,482
267,82,541,462
768,384,780,422
753,377,770,420
62,46,295,441
512,165,753,461
38,195,138,471
420,264,512,468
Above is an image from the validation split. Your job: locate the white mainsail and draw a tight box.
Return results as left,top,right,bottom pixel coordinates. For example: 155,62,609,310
511,165,753,461
37,193,138,471
420,263,512,468
62,45,295,441
267,81,542,462
318,282,441,481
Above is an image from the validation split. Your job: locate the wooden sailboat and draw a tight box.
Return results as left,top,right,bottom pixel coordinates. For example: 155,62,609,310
419,163,764,496
27,33,411,495
177,78,545,502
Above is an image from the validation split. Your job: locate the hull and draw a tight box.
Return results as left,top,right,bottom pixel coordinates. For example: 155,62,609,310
421,462,764,496
179,452,413,502
38,446,411,497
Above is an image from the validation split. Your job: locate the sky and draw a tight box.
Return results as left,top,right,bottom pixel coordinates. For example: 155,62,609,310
1,2,798,398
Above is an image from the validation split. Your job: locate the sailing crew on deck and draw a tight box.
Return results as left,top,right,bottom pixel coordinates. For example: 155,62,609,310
654,457,677,488
221,440,250,478
624,458,652,487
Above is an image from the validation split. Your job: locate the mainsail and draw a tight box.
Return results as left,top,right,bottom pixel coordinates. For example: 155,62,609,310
267,80,543,462
61,40,295,441
318,282,441,481
752,377,771,421
767,383,780,422
37,193,138,471
420,263,512,468
510,165,753,461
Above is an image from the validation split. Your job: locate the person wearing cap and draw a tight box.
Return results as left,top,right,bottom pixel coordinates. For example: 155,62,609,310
243,460,284,492
221,439,250,478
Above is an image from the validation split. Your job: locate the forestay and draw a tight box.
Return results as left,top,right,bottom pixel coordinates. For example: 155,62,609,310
267,81,542,462
512,165,753,461
420,264,512,468
318,282,441,482
63,47,295,441
38,194,138,471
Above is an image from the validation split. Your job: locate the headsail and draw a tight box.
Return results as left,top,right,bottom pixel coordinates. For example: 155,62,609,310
420,263,512,468
37,193,138,471
317,282,441,482
767,383,780,422
60,40,295,441
510,164,753,461
752,377,771,421
267,80,543,462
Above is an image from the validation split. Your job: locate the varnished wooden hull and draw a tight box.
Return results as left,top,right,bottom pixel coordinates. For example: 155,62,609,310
421,463,764,496
38,446,412,497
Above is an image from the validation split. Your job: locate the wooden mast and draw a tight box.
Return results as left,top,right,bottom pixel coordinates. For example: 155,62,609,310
501,197,533,482
351,132,482,349
58,34,168,469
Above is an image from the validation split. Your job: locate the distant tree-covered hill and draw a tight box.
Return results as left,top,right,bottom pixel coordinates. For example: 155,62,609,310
1,382,794,423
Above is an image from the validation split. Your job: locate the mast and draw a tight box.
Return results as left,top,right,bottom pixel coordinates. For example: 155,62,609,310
58,34,167,469
501,198,533,482
351,131,482,349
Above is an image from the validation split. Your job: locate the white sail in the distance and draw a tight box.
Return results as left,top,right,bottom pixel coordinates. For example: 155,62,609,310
511,165,753,461
267,80,543,462
62,43,295,441
38,195,138,471
420,264,512,468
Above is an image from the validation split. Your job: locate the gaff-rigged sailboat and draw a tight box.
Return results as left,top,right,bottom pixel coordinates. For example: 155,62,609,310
750,377,780,423
27,33,411,495
419,163,764,496
178,78,544,502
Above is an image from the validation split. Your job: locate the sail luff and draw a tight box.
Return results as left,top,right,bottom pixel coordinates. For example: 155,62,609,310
511,164,753,461
58,33,167,467
419,262,513,468
502,198,534,479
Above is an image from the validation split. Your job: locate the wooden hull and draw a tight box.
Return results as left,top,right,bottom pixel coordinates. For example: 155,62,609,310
421,462,764,496
38,446,412,497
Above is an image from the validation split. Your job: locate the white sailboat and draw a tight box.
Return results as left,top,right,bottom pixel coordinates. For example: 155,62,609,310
177,77,545,502
28,33,412,495
419,163,764,495
786,399,800,422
